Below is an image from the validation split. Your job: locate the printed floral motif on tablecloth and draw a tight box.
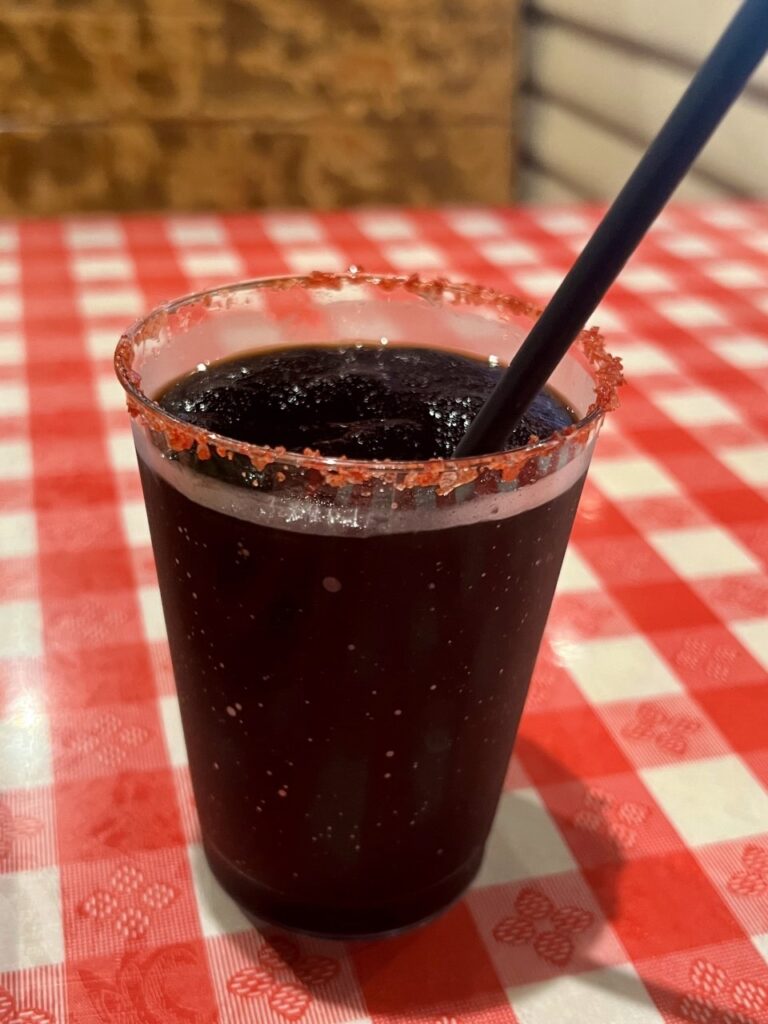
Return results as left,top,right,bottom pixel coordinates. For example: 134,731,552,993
621,702,702,755
728,846,768,899
227,934,341,1021
677,957,767,1024
60,713,151,772
76,944,216,1023
571,786,651,849
0,802,43,864
493,886,594,967
674,635,739,685
0,984,53,1024
78,863,176,941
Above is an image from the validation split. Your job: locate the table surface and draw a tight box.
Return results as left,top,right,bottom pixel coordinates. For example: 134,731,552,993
1,204,767,1024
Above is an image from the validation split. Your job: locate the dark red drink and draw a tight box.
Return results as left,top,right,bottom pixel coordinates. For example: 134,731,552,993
116,274,618,938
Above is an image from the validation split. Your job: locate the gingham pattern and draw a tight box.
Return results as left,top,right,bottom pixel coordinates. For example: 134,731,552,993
1,204,767,1024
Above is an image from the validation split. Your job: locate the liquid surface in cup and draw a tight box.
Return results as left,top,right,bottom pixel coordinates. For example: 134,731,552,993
157,344,575,458
140,343,584,935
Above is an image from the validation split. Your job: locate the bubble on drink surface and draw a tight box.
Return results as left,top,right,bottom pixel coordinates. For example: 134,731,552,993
385,750,394,758
226,706,237,717
323,576,342,593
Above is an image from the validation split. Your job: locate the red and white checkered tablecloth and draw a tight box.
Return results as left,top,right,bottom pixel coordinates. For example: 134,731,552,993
1,203,767,1024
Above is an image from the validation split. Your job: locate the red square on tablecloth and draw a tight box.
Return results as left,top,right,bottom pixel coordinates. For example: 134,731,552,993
584,850,743,959
54,768,184,864
536,771,686,869
45,642,156,709
516,706,632,784
352,902,516,1024
65,940,217,1024
60,846,201,960
696,685,768,752
611,581,719,634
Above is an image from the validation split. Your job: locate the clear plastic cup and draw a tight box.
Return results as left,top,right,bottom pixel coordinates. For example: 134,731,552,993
115,271,621,938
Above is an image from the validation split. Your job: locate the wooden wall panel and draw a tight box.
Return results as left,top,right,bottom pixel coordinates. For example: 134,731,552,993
0,0,519,214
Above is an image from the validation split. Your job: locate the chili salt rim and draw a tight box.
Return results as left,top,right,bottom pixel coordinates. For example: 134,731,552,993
114,271,624,489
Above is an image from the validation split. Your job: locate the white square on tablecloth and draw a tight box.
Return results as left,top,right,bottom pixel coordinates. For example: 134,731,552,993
534,211,593,234
180,251,245,279
138,584,167,644
619,342,679,376
513,269,563,298
0,293,22,322
646,526,761,580
159,695,188,767
107,429,137,473
0,868,64,971
710,335,768,368
744,231,768,254
119,499,151,548
78,286,144,318
0,382,28,417
705,261,766,288
356,211,414,240
556,547,601,593
656,297,727,328
651,389,742,427
187,843,251,937
0,227,18,252
641,755,768,846
0,511,37,558
716,444,768,488
0,439,32,481
588,455,680,500
447,210,505,237
0,599,43,661
473,789,576,887
508,964,663,1024
282,246,345,274
752,933,768,962
167,218,226,247
86,326,121,360
729,619,768,673
65,221,125,248
592,304,626,332
382,243,444,270
0,259,19,286
557,635,683,705
71,254,134,282
659,233,718,258
618,265,676,293
96,372,127,412
0,332,23,366
699,206,755,230
262,215,324,244
479,240,538,265
0,700,51,788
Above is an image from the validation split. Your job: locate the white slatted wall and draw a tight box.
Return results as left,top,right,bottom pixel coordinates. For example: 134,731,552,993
520,0,768,202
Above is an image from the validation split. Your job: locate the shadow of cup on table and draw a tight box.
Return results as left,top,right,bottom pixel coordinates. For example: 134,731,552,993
501,736,688,1017
213,737,690,1023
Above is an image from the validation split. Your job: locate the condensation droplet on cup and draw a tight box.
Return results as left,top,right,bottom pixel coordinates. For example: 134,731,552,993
323,577,342,593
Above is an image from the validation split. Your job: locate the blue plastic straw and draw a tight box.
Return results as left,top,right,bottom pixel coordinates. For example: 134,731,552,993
455,0,768,457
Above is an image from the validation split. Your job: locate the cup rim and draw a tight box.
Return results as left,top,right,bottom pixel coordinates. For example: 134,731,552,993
114,271,623,483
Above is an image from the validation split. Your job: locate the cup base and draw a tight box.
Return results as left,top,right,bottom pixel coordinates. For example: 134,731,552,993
202,839,484,940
